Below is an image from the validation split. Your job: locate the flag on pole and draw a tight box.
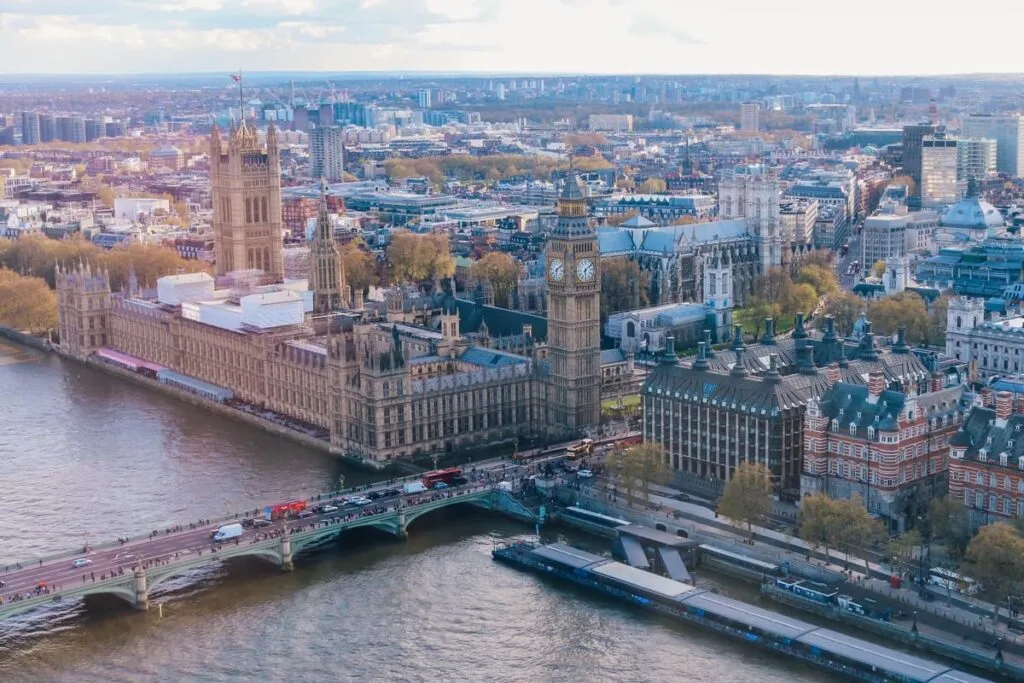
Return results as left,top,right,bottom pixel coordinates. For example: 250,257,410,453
230,73,241,83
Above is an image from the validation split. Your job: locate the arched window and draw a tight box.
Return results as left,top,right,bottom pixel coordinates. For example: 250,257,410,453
245,198,252,223
831,419,839,432
262,197,269,223
626,321,636,338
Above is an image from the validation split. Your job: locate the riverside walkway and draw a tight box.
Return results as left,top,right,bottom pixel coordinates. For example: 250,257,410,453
0,481,538,621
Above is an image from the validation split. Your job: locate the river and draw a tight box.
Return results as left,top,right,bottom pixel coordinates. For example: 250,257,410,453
0,340,837,682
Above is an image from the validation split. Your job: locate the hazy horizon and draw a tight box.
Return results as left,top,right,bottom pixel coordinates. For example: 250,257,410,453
2,0,1024,77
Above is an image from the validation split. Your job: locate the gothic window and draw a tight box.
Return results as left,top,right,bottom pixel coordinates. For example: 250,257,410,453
245,198,253,224
262,197,269,223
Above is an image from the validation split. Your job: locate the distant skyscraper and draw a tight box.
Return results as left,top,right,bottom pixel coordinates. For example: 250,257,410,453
85,119,105,143
920,136,960,207
292,105,309,133
308,124,345,183
740,101,760,132
56,116,86,143
957,138,998,182
901,123,935,191
20,112,40,145
38,114,56,143
962,114,1024,177
417,89,432,109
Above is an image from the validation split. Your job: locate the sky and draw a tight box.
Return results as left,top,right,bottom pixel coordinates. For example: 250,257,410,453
1,0,1023,76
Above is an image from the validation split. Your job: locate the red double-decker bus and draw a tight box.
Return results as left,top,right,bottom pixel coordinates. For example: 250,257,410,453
422,467,462,488
615,432,643,449
264,500,307,521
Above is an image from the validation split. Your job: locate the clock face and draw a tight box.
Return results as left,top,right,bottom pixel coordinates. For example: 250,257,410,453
549,258,565,281
576,258,595,282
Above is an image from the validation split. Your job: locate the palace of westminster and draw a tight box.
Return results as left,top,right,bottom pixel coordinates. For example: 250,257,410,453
55,122,603,465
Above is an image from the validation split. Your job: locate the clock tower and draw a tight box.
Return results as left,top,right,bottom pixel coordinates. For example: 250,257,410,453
546,170,601,437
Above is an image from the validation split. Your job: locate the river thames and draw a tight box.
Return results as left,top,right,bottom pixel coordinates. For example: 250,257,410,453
0,340,837,683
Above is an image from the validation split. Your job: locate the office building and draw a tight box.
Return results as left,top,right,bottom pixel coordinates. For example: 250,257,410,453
417,90,432,109
945,297,1024,377
588,114,633,132
20,112,40,145
901,123,935,190
38,114,56,143
56,116,86,143
803,337,967,533
962,114,1024,177
920,136,960,207
85,119,106,143
308,125,346,183
740,101,760,132
957,137,997,181
210,121,285,280
949,390,1024,528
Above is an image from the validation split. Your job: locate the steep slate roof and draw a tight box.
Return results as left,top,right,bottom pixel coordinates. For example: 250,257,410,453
454,298,548,343
951,407,1024,462
817,383,907,435
644,359,806,415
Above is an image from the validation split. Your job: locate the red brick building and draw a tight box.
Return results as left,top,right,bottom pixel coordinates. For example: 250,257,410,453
803,368,967,533
949,390,1024,528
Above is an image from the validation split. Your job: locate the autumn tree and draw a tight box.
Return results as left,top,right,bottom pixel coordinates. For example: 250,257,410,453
564,132,608,147
600,257,648,321
867,291,930,344
341,243,378,294
885,529,923,572
890,175,918,197
717,462,773,540
472,251,522,308
797,264,839,299
822,290,864,337
606,442,670,506
386,232,455,284
928,293,952,344
638,178,667,194
799,493,880,571
605,211,641,227
799,250,834,271
103,243,207,291
737,267,817,337
0,269,57,334
870,259,886,279
964,523,1024,622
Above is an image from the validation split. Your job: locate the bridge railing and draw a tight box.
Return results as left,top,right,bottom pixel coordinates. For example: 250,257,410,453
2,481,513,572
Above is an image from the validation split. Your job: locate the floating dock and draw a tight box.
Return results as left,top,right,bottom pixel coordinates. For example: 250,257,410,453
493,541,991,683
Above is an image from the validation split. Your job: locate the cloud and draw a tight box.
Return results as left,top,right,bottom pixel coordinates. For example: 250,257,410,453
0,0,1021,74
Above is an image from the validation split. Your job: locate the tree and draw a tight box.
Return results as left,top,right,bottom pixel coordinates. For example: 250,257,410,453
96,185,117,208
0,269,57,334
600,257,648,321
605,211,640,227
717,462,773,541
737,267,816,336
799,493,879,570
341,243,378,293
797,265,839,299
799,250,834,271
791,283,819,318
886,529,923,573
928,293,952,345
964,523,1024,622
867,292,930,344
386,232,455,284
606,443,670,506
472,252,522,308
929,496,972,559
870,259,886,279
638,178,667,194
822,291,863,337
799,493,840,559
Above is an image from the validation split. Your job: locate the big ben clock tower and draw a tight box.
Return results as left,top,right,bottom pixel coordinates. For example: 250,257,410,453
546,170,601,437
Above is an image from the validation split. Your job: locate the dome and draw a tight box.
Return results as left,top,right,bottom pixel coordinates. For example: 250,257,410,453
941,197,1005,229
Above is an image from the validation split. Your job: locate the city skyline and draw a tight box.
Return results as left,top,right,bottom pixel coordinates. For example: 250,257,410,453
2,0,1024,76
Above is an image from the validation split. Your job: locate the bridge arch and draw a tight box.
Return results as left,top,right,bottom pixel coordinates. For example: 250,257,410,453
402,493,496,532
145,546,283,594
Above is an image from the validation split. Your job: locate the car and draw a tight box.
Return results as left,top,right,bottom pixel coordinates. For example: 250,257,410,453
321,504,339,513
672,492,691,502
253,518,272,528
298,510,315,519
350,496,372,506
433,482,448,490
365,491,383,500
577,469,593,478
72,558,91,569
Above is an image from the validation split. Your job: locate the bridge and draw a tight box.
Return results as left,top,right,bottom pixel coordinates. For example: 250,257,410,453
0,483,538,622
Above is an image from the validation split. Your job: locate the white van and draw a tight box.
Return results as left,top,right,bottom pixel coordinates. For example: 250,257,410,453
212,523,244,542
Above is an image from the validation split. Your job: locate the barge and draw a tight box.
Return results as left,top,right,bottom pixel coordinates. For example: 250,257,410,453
493,541,991,683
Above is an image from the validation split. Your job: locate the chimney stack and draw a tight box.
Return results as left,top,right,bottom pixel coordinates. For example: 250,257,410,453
893,325,909,354
825,362,841,387
868,370,885,397
731,346,748,378
764,353,782,384
930,372,944,392
793,312,807,339
996,391,1014,421
693,341,709,371
823,315,837,341
797,341,817,375
761,318,776,345
732,324,744,351
703,329,716,357
980,386,993,407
